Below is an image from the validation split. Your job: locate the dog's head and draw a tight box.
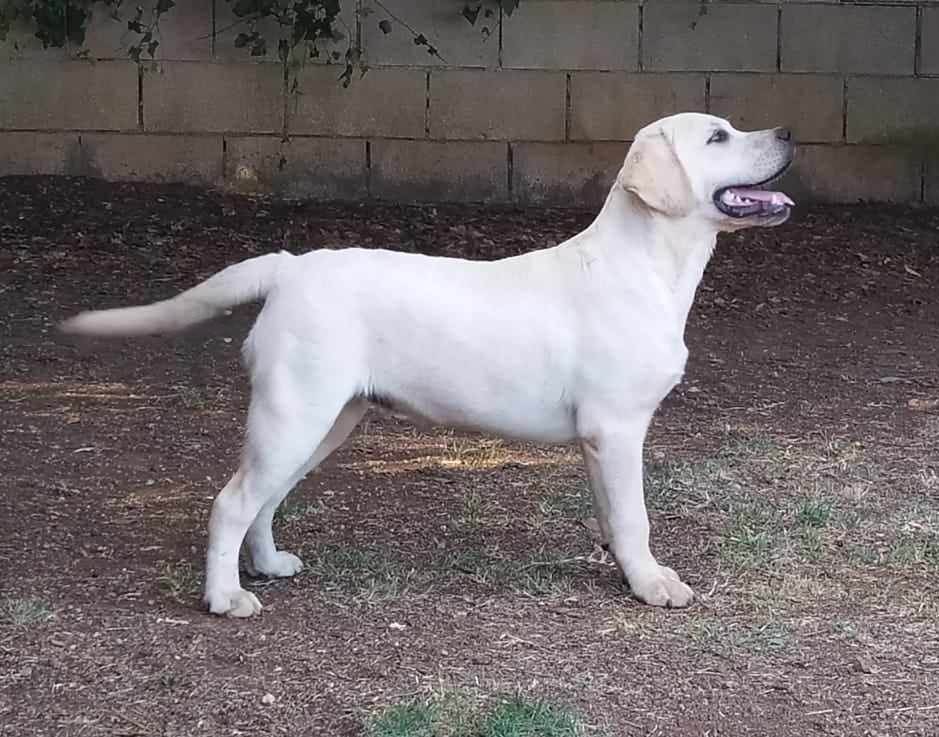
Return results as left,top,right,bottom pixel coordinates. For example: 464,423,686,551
617,112,795,231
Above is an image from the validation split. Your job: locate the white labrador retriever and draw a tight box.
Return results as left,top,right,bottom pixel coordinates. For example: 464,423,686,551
62,113,795,618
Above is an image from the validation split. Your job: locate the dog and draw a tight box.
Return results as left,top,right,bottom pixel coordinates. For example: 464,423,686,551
61,113,795,617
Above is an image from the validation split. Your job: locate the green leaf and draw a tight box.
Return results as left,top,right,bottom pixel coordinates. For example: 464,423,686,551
461,4,480,25
234,32,251,48
63,2,89,46
155,0,176,15
230,0,256,19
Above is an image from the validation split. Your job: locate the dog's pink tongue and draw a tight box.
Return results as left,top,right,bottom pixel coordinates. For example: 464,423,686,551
731,188,795,207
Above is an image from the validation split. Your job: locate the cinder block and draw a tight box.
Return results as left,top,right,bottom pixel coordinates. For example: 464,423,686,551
502,1,638,71
570,73,705,141
362,0,497,68
80,0,213,60
780,145,922,204
924,8,939,76
370,140,507,202
77,133,223,182
924,157,939,205
781,5,915,74
512,142,626,207
847,78,939,145
710,74,843,143
0,132,75,174
642,2,776,72
224,136,367,198
0,61,137,130
430,70,565,141
142,61,283,133
290,67,426,138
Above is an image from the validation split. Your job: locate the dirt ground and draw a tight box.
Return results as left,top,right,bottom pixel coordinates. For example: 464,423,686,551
1,176,937,737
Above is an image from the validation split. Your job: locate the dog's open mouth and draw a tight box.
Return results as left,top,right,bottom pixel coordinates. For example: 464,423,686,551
713,166,794,219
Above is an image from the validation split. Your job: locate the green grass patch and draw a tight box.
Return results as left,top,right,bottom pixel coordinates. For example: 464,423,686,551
303,544,436,603
684,617,794,656
157,561,201,601
479,696,581,737
449,546,594,598
454,489,486,532
718,498,781,569
369,701,436,737
852,539,939,570
537,487,593,521
796,499,834,529
302,540,595,603
275,498,328,526
0,596,54,627
718,428,784,460
366,693,582,737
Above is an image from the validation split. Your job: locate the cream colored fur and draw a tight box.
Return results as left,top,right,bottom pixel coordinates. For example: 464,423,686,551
62,113,795,617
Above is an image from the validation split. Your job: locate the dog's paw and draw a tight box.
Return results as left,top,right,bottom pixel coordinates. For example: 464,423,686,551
204,588,263,618
245,550,304,579
628,565,694,608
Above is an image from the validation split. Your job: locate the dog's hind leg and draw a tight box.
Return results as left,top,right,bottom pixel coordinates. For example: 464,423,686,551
202,384,354,618
242,398,367,580
581,441,613,550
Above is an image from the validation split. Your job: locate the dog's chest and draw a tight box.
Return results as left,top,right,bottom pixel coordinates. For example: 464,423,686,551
650,341,689,400
618,336,689,407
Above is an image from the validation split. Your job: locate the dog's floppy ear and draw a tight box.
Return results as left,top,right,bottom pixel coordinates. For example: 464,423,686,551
617,130,694,217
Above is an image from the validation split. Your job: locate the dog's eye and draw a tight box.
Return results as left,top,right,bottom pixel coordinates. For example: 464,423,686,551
707,129,729,145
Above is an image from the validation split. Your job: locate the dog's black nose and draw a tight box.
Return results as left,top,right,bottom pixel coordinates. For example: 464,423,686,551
775,127,792,142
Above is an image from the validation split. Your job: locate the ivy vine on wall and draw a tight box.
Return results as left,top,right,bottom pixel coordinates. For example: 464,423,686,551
0,0,521,85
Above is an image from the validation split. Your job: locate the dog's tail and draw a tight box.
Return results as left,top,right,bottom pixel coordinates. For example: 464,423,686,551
60,251,289,337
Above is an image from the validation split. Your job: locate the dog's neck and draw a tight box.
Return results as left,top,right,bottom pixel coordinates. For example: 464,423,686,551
591,184,717,329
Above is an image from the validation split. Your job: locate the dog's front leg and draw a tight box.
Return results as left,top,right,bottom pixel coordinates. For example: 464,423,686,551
580,421,694,608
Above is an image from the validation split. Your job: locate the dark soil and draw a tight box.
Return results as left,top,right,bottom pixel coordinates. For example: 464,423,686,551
1,176,937,736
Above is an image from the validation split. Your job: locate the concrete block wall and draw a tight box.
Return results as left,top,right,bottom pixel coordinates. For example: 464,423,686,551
2,0,939,206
